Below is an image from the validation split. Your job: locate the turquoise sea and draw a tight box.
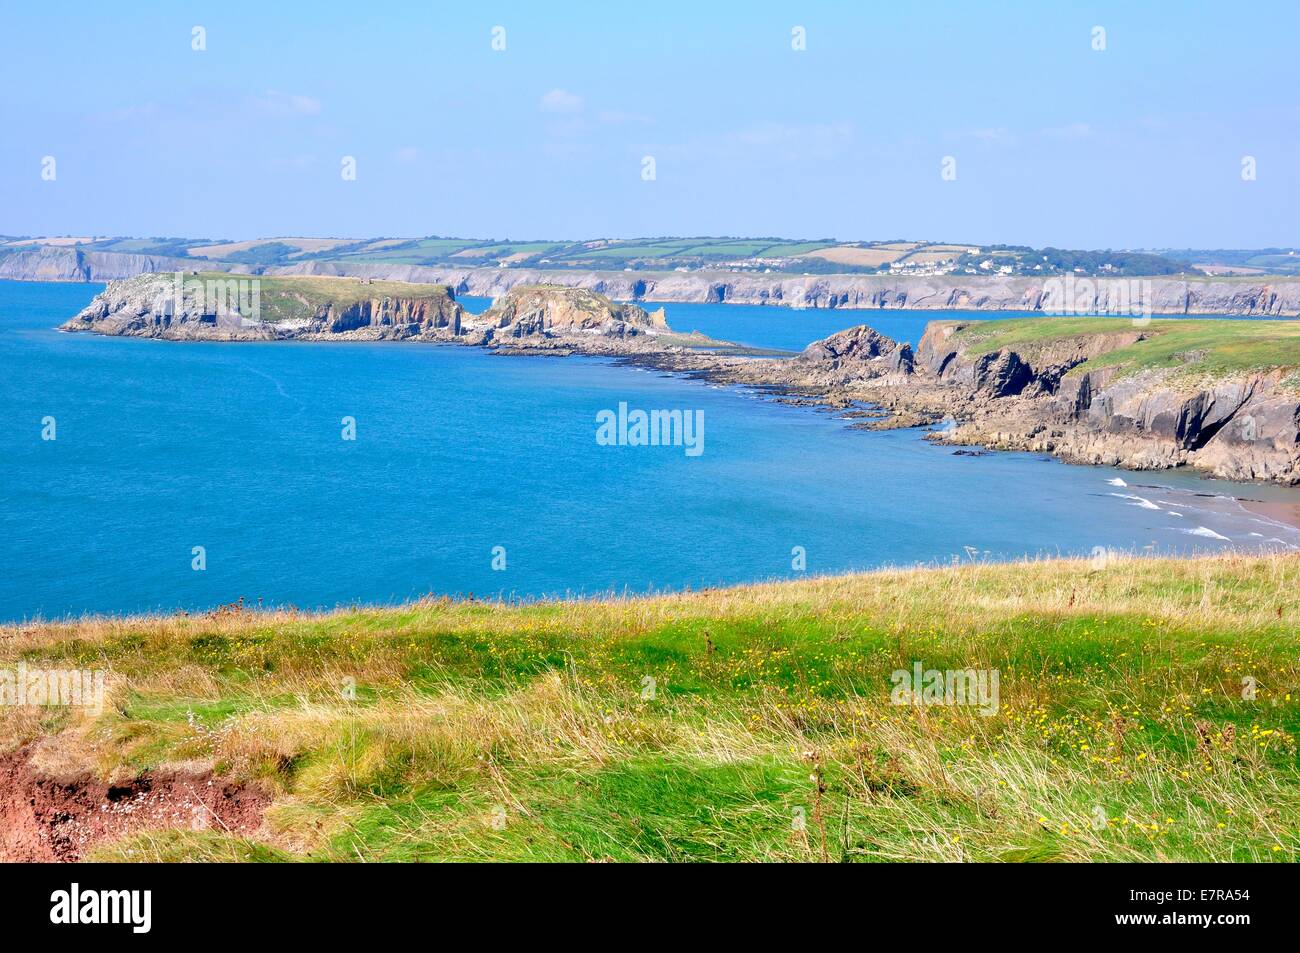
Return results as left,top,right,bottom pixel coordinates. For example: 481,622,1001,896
2,280,1298,622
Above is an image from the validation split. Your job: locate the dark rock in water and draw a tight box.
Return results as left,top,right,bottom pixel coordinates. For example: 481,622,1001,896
952,449,991,457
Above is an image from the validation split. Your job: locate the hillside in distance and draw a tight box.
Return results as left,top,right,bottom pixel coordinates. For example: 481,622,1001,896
0,234,1220,278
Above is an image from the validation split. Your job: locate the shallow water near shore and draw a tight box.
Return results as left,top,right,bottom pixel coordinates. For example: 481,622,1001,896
2,279,1298,622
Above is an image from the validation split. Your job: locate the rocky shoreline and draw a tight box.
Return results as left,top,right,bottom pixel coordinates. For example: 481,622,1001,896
8,243,1300,315
60,276,1300,486
863,323,1300,486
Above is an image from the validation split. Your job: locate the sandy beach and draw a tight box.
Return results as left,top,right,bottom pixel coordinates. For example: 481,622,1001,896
1243,499,1300,531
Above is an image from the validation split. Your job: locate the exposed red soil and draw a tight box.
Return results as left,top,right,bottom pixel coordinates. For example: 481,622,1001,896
0,748,269,862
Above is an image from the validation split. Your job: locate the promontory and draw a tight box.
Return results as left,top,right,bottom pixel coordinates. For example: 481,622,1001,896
62,275,1300,485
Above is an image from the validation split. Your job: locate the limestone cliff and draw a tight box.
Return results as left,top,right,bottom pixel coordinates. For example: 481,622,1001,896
0,246,249,282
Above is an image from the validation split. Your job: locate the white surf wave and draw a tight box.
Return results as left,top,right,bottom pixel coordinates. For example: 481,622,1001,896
1109,492,1161,511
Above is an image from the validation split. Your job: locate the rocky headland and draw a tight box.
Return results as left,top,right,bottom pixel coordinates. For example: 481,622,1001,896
663,317,1300,484
61,277,1300,485
885,319,1300,485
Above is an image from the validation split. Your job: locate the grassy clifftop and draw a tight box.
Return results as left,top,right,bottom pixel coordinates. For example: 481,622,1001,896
955,317,1300,383
195,272,457,324
4,553,1298,862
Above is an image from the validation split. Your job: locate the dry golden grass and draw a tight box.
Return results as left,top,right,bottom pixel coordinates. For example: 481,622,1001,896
798,246,905,267
3,552,1298,862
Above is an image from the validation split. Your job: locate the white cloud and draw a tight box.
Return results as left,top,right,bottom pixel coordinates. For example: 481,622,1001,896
539,88,583,113
395,146,420,163
253,90,323,117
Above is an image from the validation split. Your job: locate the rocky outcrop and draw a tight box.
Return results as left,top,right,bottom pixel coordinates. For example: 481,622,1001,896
855,322,1300,484
9,244,1300,315
62,276,689,349
477,285,668,341
789,326,907,385
1036,369,1300,482
650,316,1299,484
60,273,462,342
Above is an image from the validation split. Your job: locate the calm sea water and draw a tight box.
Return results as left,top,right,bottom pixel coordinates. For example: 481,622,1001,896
2,279,1298,622
458,295,938,351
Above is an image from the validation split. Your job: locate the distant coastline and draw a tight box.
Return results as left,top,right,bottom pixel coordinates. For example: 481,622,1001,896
4,245,1300,316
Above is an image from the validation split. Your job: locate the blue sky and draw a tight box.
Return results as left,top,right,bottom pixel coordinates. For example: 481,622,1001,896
1,0,1296,247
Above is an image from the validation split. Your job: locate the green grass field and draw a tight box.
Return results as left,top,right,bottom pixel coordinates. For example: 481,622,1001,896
4,553,1298,862
955,318,1300,384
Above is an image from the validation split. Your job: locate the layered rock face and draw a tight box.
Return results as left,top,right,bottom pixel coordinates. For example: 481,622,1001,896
1045,367,1299,481
858,321,1300,484
60,273,462,342
318,296,460,337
